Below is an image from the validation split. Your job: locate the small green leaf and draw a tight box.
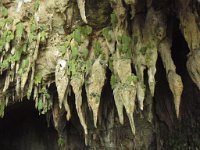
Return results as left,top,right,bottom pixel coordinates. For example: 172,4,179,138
37,97,43,111
111,12,118,26
72,28,81,44
58,137,65,147
16,23,24,39
81,48,89,59
85,60,92,75
13,45,26,62
80,25,92,36
18,58,29,75
0,6,8,17
0,60,9,70
40,30,48,42
0,19,6,29
59,41,70,55
0,100,5,118
71,47,78,59
94,41,102,58
68,60,77,76
102,27,112,42
34,72,43,85
4,31,14,42
28,20,37,42
71,62,76,76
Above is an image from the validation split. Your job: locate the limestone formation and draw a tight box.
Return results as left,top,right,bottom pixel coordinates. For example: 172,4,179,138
0,0,199,148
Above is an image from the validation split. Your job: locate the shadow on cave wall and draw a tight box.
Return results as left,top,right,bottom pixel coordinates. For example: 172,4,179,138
155,17,200,149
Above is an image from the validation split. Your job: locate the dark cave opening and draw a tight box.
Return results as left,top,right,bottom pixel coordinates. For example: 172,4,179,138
0,100,59,150
0,95,87,150
0,98,88,150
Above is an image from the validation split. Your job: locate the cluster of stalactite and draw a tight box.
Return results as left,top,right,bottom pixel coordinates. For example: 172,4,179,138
0,0,199,144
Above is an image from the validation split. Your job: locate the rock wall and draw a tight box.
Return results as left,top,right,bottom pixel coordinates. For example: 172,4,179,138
0,0,200,149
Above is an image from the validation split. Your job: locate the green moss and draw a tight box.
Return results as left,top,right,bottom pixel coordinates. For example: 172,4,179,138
59,25,93,79
127,74,137,83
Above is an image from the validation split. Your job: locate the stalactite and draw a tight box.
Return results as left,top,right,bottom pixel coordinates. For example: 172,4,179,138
20,57,31,92
0,0,200,146
52,99,66,136
159,38,183,117
55,59,69,108
178,2,200,89
112,54,137,135
27,65,35,99
63,91,71,121
2,71,10,92
109,0,137,135
187,51,200,89
86,57,106,127
71,75,87,134
132,14,146,110
142,7,166,96
179,3,199,51
77,0,87,23
113,86,124,124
